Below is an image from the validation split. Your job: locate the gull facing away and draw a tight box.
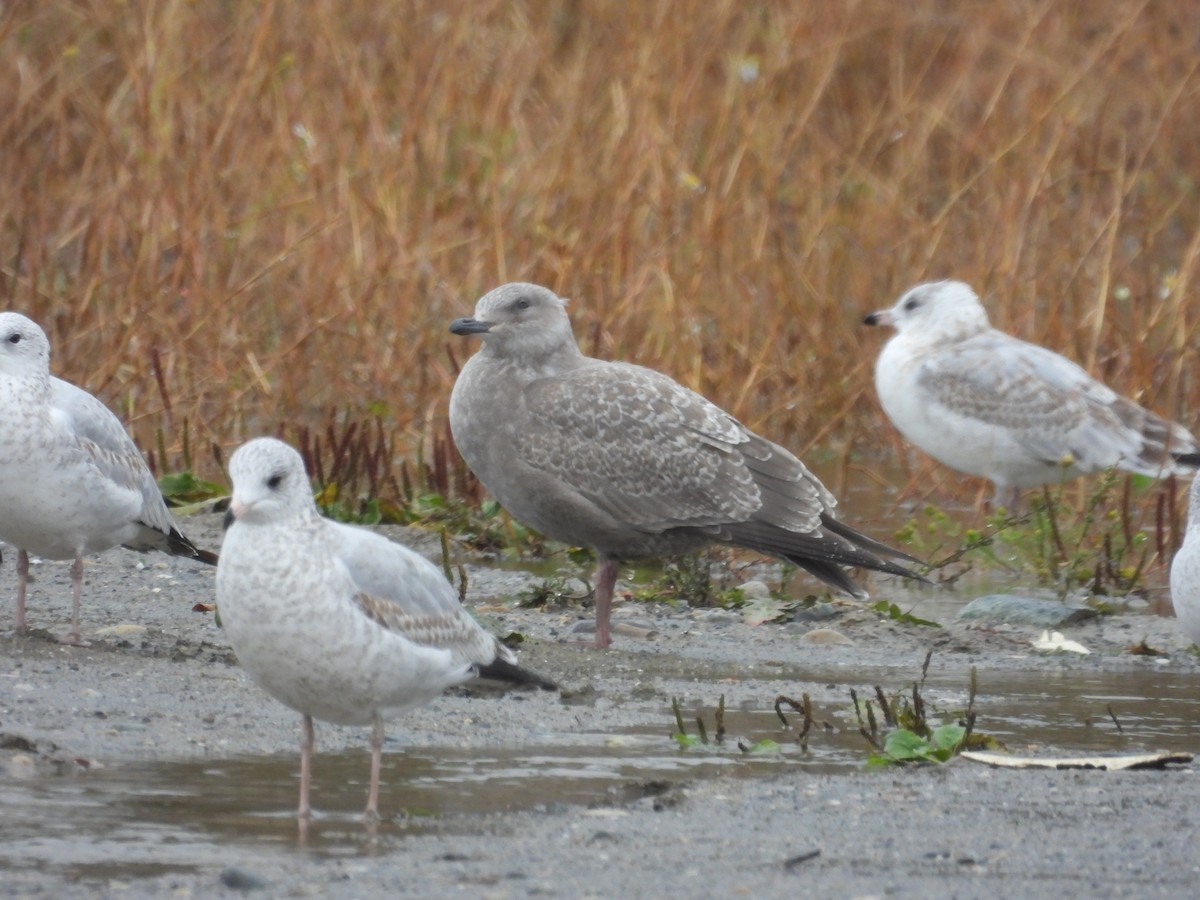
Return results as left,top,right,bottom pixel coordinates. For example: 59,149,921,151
863,281,1198,508
0,312,217,642
448,282,923,650
215,437,555,820
1169,474,1200,646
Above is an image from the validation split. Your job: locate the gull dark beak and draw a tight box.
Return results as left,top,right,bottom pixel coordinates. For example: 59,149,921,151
450,317,493,336
862,309,893,327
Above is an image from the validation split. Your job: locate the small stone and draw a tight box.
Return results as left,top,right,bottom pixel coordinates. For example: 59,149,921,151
798,628,854,646
93,624,148,637
568,619,656,639
791,604,842,624
2,753,37,780
693,610,740,626
958,594,1097,627
219,866,268,891
582,808,629,818
737,580,772,601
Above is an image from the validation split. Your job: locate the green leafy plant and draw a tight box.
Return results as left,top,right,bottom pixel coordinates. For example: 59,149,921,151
854,653,1002,767
630,553,807,623
158,471,225,505
670,695,780,753
870,600,941,628
873,723,966,765
992,472,1160,598
896,469,1179,598
630,550,743,609
515,574,592,610
894,504,1028,590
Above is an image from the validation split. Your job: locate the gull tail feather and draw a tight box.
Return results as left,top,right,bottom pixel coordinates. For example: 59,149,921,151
474,657,559,691
168,527,219,565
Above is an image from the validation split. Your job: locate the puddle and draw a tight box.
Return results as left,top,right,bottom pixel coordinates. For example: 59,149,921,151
2,666,1197,884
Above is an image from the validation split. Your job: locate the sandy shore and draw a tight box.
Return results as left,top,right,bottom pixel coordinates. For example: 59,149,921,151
2,512,1199,898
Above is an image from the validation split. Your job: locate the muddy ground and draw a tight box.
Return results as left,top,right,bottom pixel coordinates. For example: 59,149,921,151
2,512,1199,898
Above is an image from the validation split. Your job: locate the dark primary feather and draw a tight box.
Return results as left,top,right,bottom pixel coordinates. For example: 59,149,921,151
124,521,219,564
717,518,925,594
818,514,923,565
171,529,219,565
474,656,559,691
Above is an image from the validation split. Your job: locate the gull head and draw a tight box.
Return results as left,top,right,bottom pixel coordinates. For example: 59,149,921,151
0,312,51,378
449,282,577,363
227,437,316,525
863,281,990,341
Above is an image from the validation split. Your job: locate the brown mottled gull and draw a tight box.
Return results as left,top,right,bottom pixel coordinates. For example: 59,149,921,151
0,312,217,642
863,281,1198,508
449,282,922,649
216,437,555,821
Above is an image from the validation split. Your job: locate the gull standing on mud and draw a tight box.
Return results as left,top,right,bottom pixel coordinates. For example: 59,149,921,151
863,281,1197,508
215,437,555,820
448,282,922,649
0,312,216,642
1169,474,1200,646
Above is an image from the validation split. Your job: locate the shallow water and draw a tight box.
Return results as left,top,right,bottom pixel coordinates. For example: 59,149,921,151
2,665,1196,881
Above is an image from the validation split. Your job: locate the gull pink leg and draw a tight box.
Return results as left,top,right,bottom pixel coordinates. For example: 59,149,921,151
365,715,384,821
593,558,618,650
69,555,84,643
15,549,29,634
298,714,314,819
991,483,1023,513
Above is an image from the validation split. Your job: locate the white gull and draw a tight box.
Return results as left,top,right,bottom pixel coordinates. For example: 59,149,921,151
449,282,923,649
215,437,554,820
0,312,216,641
863,281,1197,507
1169,474,1200,646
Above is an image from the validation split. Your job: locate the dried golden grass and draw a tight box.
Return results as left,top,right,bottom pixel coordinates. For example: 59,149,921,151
2,0,1199,514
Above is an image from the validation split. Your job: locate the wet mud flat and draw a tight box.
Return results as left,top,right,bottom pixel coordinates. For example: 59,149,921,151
2,515,1200,898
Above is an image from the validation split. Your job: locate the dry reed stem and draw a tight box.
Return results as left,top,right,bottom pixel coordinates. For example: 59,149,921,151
0,1,1197,542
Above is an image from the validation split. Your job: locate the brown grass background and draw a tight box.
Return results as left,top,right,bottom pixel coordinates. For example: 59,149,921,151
3,0,1199,503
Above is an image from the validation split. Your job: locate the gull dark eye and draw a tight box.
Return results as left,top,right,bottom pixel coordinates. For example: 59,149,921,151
6,332,20,344
266,473,284,489
515,297,531,310
903,298,919,312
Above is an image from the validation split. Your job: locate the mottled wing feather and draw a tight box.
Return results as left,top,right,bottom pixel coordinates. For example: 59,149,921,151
329,521,511,665
328,521,465,618
351,591,501,665
521,362,827,534
50,377,177,536
736,432,837,533
916,334,1148,467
